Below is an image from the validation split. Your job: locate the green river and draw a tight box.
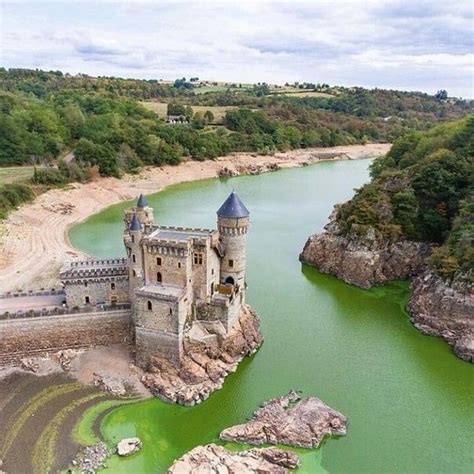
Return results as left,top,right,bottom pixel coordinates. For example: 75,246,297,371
69,159,473,473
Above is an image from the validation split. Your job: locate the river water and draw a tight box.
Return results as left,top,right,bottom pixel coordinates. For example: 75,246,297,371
68,159,473,473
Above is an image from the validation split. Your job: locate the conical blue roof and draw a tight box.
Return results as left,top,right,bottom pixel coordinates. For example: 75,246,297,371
130,213,141,231
137,193,148,208
217,191,249,219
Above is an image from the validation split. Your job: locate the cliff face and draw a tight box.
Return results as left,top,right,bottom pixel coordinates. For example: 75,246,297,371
300,211,473,363
409,271,474,362
299,211,431,288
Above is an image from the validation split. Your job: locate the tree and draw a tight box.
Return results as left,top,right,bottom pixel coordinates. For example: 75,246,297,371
203,110,215,124
435,90,448,100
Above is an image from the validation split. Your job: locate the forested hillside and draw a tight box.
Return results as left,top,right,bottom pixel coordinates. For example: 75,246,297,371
336,117,473,282
0,68,472,219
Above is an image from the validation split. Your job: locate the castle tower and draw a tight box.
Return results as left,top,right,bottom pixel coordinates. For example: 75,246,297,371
217,191,250,289
125,213,144,300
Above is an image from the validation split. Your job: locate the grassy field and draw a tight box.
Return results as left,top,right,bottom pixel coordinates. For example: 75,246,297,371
192,83,253,94
0,166,35,185
141,101,239,124
271,89,334,98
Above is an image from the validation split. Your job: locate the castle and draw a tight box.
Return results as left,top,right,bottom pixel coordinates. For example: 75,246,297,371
59,191,251,368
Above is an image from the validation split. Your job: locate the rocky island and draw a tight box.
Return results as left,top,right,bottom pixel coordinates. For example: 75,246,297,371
169,445,300,473
220,390,347,449
301,117,474,361
169,390,346,473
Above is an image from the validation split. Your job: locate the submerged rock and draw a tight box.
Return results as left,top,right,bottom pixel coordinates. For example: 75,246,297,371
142,306,263,405
168,444,299,473
220,390,347,449
117,437,142,457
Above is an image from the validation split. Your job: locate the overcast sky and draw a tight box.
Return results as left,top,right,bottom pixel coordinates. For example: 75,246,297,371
1,0,473,97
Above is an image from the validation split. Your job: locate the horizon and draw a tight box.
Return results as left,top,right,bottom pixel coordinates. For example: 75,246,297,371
1,0,473,98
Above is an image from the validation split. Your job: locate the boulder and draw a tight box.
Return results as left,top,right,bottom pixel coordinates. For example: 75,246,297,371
117,437,142,457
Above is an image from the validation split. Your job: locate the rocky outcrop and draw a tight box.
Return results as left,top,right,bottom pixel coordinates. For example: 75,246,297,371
300,209,473,362
300,211,430,288
168,444,299,473
220,390,347,449
70,442,110,473
117,438,142,457
409,271,474,362
142,306,263,405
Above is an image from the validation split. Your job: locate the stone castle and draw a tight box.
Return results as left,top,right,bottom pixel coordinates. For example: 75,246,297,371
59,191,251,368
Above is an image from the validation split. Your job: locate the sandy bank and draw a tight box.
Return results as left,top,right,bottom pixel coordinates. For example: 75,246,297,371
0,144,390,293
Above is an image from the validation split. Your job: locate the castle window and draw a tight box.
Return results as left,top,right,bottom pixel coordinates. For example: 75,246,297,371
85,296,90,304
193,252,203,265
131,235,135,243
147,301,152,310
84,282,88,287
211,268,214,275
132,254,136,263
169,308,173,315
157,272,162,283
132,270,136,277
111,282,116,290
178,262,181,269
229,259,234,268
157,257,162,266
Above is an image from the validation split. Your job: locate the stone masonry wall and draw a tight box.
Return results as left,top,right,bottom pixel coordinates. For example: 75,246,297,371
0,310,131,365
64,277,129,307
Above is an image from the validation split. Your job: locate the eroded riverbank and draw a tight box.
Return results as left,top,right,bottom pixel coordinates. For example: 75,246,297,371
0,144,389,293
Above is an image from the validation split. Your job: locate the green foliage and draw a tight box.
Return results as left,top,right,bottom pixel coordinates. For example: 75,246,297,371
0,183,34,219
338,116,474,282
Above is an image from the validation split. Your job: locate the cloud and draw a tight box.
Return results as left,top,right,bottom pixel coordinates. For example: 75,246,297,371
0,0,472,97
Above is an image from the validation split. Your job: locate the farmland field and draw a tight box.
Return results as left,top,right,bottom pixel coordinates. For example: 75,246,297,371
0,166,35,185
140,101,239,124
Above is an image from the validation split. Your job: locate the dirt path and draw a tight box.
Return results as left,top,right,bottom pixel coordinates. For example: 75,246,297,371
0,144,390,293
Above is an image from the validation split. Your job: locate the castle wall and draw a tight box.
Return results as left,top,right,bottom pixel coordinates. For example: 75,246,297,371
0,310,131,365
135,328,182,367
64,277,129,307
133,292,188,367
134,296,180,333
143,246,188,288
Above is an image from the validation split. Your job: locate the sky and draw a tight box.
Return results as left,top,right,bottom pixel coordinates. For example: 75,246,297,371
1,0,473,97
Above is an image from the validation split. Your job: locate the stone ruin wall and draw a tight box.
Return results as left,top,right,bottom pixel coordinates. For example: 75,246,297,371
0,309,131,365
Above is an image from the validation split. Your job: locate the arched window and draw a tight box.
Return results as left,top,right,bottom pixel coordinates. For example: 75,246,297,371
132,254,136,263
157,257,162,265
225,276,235,285
169,308,173,315
157,272,162,283
147,301,152,310
111,282,116,290
132,269,136,277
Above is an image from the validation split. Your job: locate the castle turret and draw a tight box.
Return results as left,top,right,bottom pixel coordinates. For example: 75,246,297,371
125,212,145,300
217,191,250,289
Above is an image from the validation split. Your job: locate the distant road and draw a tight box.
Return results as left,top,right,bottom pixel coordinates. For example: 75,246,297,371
0,294,65,313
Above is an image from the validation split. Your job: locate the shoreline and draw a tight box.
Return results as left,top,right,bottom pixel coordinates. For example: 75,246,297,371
0,143,390,293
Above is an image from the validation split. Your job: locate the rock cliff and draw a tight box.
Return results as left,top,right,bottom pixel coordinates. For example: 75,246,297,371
168,444,300,473
409,271,474,362
300,210,431,288
300,210,473,362
142,305,263,405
